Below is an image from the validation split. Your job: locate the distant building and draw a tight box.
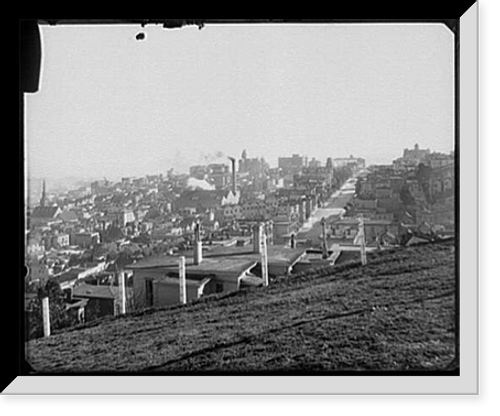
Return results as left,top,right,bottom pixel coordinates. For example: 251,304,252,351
293,167,332,194
106,209,135,227
25,257,50,284
423,152,454,169
71,232,100,248
393,144,431,170
332,156,365,171
403,143,431,161
30,205,62,226
189,165,209,180
90,179,112,195
207,163,231,190
428,164,455,200
330,218,399,243
174,189,240,213
238,150,269,176
51,233,70,248
308,158,322,168
58,209,80,223
278,154,308,174
223,204,243,220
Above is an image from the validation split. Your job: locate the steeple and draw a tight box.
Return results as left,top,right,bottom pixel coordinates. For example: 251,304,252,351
40,180,47,207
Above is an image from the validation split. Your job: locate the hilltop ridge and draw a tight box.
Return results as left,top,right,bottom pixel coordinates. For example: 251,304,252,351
26,239,456,374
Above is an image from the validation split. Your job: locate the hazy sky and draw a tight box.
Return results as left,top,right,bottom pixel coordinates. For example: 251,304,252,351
26,23,454,181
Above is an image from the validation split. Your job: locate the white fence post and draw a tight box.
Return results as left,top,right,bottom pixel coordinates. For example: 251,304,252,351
179,256,187,304
260,230,269,286
119,271,127,315
359,218,367,265
41,296,50,337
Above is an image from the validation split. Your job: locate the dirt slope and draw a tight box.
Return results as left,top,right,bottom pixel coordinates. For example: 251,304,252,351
26,239,457,374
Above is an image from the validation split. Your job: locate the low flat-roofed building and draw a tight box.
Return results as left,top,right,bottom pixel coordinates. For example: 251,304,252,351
203,244,306,277
128,239,307,310
128,255,258,309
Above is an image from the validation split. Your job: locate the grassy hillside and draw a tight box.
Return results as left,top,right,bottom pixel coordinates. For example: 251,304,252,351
26,239,457,374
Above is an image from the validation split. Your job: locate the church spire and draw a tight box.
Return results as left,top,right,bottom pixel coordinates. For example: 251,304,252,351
40,180,46,207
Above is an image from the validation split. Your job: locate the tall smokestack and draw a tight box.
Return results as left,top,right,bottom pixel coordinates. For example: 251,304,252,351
228,157,236,194
193,222,202,265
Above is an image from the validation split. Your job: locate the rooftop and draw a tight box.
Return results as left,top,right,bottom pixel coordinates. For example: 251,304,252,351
128,245,306,272
72,283,119,300
31,206,61,219
332,218,394,226
203,245,306,267
128,255,257,276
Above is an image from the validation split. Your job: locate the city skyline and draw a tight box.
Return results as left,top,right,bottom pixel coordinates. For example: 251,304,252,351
26,23,454,181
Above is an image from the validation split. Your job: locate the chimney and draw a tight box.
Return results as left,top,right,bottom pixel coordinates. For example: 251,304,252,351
290,233,296,249
193,222,202,265
252,223,263,254
228,157,237,195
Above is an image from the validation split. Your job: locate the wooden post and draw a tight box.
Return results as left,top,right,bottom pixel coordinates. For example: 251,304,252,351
194,222,202,265
253,223,262,254
118,271,126,315
260,230,269,286
321,217,328,259
179,256,187,304
358,218,367,265
41,296,50,337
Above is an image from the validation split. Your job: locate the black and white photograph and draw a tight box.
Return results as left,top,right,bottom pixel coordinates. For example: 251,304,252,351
12,12,480,396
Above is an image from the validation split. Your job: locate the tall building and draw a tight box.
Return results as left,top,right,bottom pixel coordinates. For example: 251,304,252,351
403,143,431,162
326,158,333,171
238,150,269,176
393,144,431,170
207,164,231,190
278,154,308,174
